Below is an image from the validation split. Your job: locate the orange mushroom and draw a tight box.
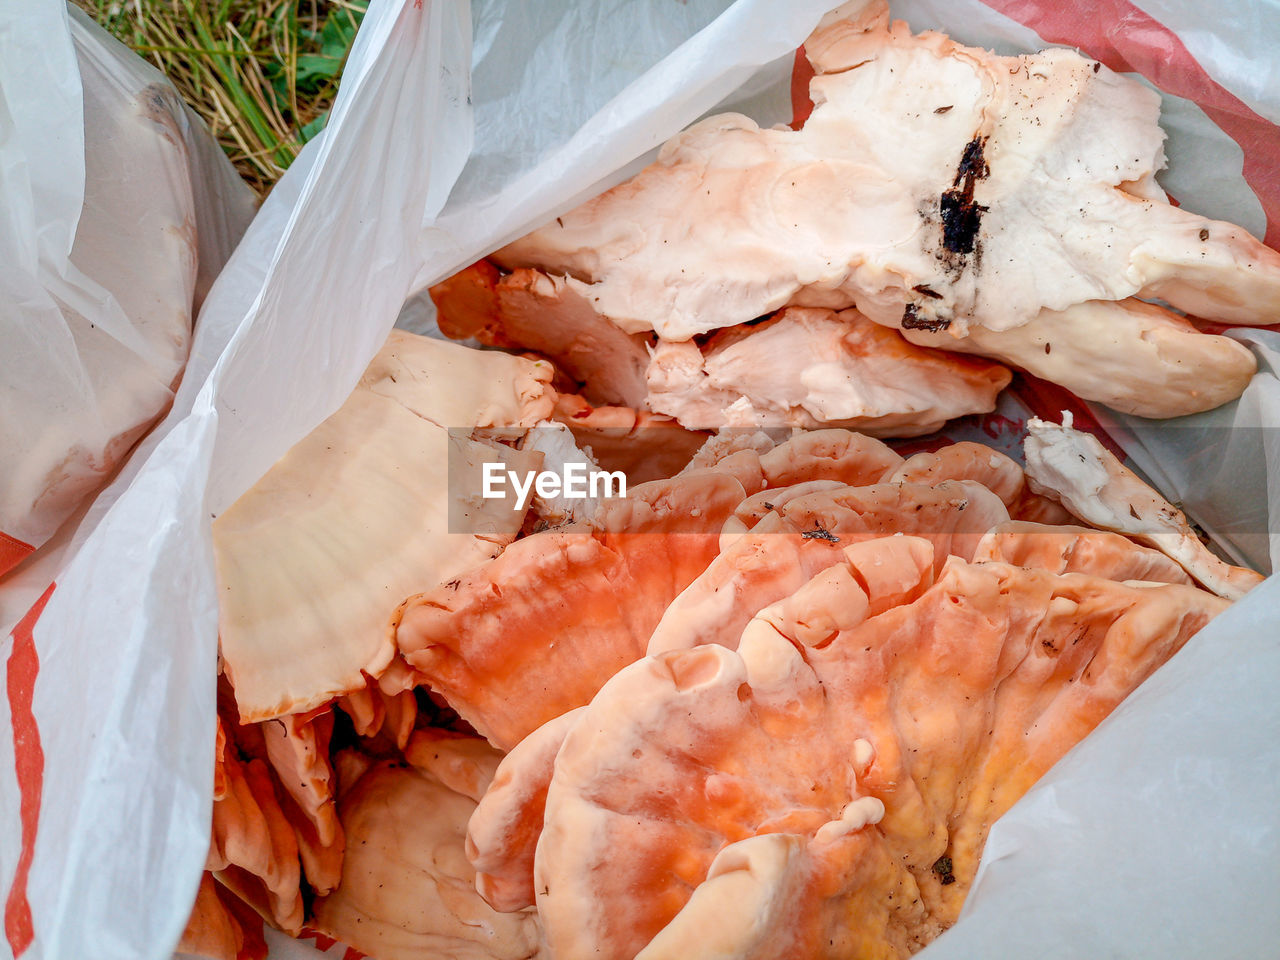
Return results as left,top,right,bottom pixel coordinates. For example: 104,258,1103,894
528,545,1227,959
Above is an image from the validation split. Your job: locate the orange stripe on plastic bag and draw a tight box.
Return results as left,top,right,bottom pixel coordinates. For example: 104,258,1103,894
3,583,54,958
790,46,816,129
0,533,34,579
980,0,1280,248
299,928,368,959
300,929,340,951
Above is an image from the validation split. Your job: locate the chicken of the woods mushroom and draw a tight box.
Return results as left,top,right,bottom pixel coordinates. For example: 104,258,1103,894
212,330,557,724
488,0,1276,418
432,263,1013,435
187,330,592,959
477,539,1229,960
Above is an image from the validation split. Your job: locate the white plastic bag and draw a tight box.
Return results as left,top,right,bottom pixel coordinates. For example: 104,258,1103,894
3,2,1278,959
0,6,256,589
0,3,252,956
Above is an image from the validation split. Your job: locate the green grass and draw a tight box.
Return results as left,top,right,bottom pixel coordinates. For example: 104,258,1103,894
75,0,367,196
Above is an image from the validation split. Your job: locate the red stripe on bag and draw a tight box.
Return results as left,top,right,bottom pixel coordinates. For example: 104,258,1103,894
299,928,367,957
3,583,54,958
0,533,34,579
790,47,816,129
980,0,1280,248
300,929,340,951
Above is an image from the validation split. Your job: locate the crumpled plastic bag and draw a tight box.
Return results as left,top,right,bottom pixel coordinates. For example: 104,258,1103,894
1,2,1276,959
0,3,253,956
0,6,256,587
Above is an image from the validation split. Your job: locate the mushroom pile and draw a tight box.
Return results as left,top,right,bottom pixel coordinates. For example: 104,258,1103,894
181,327,1257,959
437,0,1279,425
179,2,1274,957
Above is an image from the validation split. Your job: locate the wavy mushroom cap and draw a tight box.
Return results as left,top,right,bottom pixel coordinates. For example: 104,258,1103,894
312,736,544,960
532,551,1228,960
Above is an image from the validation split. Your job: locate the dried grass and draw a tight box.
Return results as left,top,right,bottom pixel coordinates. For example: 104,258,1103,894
74,0,366,196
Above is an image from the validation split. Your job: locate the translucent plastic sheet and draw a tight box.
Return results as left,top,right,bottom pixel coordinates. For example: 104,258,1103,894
0,4,254,958
3,1,1276,958
0,8,256,581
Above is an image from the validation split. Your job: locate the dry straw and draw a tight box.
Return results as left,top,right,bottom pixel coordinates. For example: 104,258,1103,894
76,0,367,196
